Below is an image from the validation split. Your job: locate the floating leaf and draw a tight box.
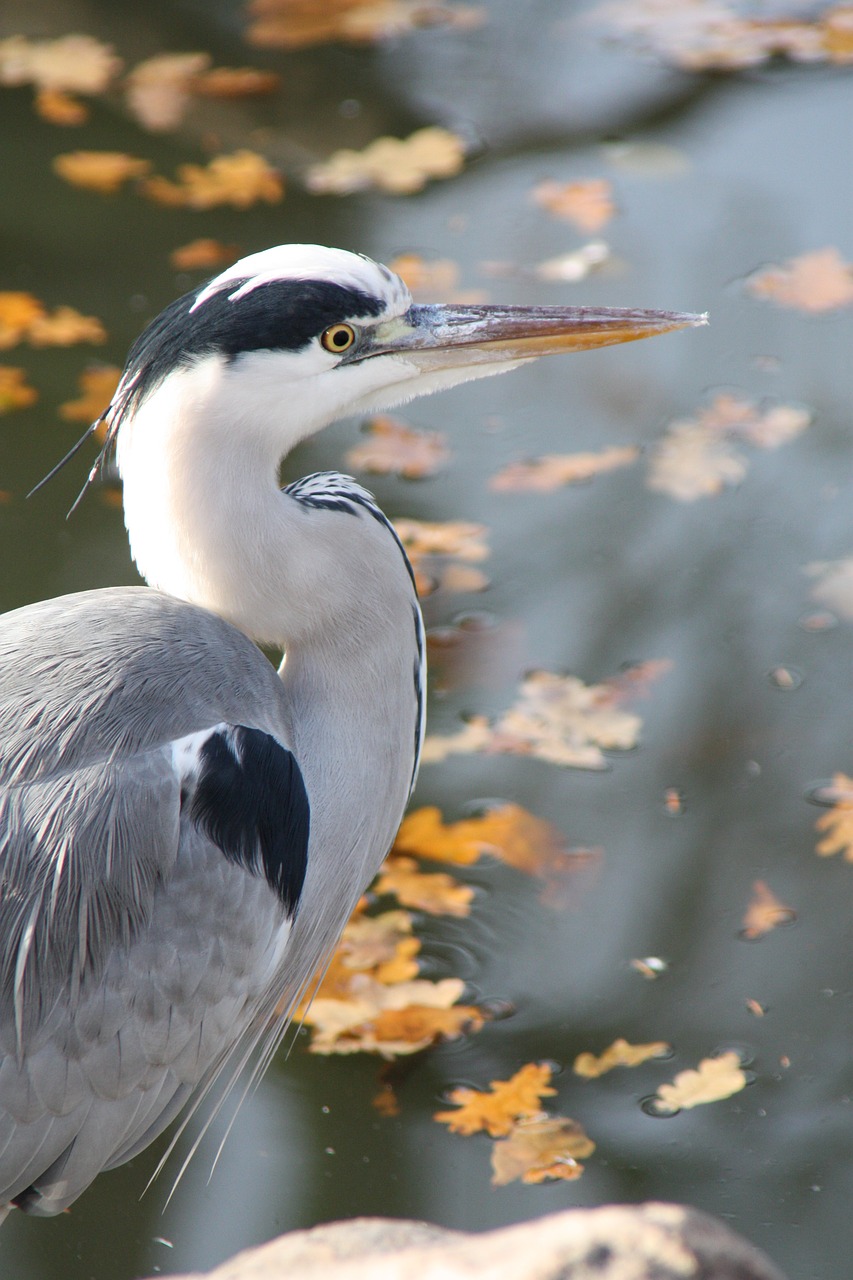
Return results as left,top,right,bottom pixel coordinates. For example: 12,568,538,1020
435,1063,557,1137
806,557,853,621
125,52,211,132
0,367,37,413
34,89,88,126
394,803,601,906
741,880,796,939
490,445,638,493
59,366,121,423
303,974,481,1056
169,239,241,272
245,0,484,49
815,773,853,861
746,247,853,313
648,393,811,502
192,66,281,97
0,34,122,94
306,127,465,196
141,150,283,209
574,1038,671,1079
345,415,450,479
653,1052,747,1113
393,517,489,597
53,150,152,195
0,293,45,348
491,1115,594,1185
419,716,493,764
531,178,615,232
374,856,474,917
388,253,460,301
27,307,106,347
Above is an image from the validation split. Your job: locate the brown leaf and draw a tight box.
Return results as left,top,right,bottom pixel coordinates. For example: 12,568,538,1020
53,151,152,195
191,66,281,97
746,247,853,313
740,880,796,939
169,239,241,272
653,1052,747,1113
573,1038,671,1079
815,773,853,861
434,1063,557,1137
141,151,283,209
345,415,450,479
374,856,474,917
491,1115,595,1185
372,1076,401,1117
34,89,88,126
306,126,465,196
0,367,38,414
490,446,638,493
59,366,121,423
531,178,615,232
393,517,490,597
245,0,484,49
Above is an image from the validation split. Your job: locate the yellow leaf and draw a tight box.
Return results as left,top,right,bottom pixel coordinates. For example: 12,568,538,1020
419,716,492,764
59,366,121,423
27,307,106,347
434,1063,557,1137
53,151,151,195
0,293,46,349
653,1052,747,1114
746,247,853,314
740,880,796,939
0,367,38,414
573,1037,670,1079
304,975,478,1056
491,1115,595,1185
815,773,853,860
141,150,283,209
374,855,474,916
532,178,615,232
345,415,450,479
34,89,88,126
306,127,466,196
490,446,638,493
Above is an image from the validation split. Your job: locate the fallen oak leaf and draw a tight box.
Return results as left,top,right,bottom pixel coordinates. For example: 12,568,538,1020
0,293,46,348
53,150,152,195
815,773,853,860
345,415,450,479
169,239,241,272
490,445,638,493
653,1052,747,1114
35,89,88,126
125,52,210,132
141,151,283,209
531,178,615,232
374,855,474,916
574,1037,670,1079
0,34,122,94
740,880,796,939
491,1115,595,1185
304,975,479,1056
435,1063,557,1137
306,126,465,196
0,367,38,413
746,247,853,313
27,307,106,347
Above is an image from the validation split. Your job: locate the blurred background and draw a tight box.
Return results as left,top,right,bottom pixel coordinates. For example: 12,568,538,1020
0,1,851,1277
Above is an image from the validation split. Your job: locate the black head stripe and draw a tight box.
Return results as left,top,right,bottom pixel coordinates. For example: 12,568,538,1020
188,725,310,916
117,278,386,422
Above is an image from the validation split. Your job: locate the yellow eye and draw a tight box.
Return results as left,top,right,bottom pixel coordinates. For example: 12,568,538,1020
320,323,356,353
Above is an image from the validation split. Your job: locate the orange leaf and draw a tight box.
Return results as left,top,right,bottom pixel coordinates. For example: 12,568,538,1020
141,150,283,209
245,0,484,50
374,856,474,916
746,247,853,313
345,415,450,479
740,880,796,939
306,127,465,196
169,239,241,272
532,178,615,232
370,1003,483,1045
34,89,88,126
435,1063,556,1137
59,366,121,423
53,151,151,195
491,1115,594,1185
0,367,38,413
0,293,46,349
489,445,638,493
27,307,106,347
192,66,280,97
573,1037,670,1079
815,773,853,861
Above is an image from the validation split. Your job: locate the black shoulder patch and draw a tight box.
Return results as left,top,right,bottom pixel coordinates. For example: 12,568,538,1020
188,726,309,916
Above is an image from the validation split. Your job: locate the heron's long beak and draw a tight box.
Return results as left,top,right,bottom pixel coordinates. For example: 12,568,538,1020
365,302,707,368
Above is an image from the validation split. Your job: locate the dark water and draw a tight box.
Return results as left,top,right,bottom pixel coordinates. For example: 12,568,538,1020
1,2,852,1277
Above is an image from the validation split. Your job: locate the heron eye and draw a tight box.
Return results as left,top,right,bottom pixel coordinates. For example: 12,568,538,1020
320,323,356,353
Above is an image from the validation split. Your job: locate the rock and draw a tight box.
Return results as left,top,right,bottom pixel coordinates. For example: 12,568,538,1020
148,1202,787,1280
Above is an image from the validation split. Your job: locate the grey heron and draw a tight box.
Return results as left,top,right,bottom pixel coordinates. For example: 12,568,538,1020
0,244,704,1219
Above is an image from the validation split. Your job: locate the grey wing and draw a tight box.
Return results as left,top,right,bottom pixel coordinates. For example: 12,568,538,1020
0,588,309,1215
